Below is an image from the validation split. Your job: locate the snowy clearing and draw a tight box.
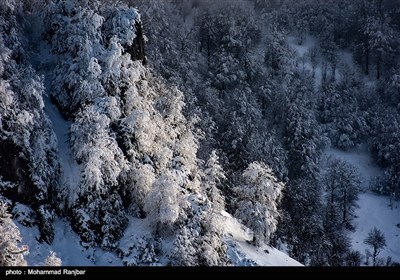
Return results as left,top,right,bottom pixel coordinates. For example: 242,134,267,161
324,145,382,188
324,146,400,263
352,193,400,263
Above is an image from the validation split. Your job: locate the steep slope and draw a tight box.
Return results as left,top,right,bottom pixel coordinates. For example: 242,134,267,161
0,0,60,245
16,206,301,266
221,211,302,266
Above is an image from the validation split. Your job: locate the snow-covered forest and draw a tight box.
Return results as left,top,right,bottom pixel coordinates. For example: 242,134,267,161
1,0,399,266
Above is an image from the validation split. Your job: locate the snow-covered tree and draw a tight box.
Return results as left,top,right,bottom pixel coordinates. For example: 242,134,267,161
280,178,325,265
264,26,294,79
144,172,189,234
370,106,400,200
319,78,370,150
203,150,225,212
234,162,284,246
324,158,361,230
171,197,228,266
1,0,60,244
0,202,28,266
44,251,62,266
283,73,324,180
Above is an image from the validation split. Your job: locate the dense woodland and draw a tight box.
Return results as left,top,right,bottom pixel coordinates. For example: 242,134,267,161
1,0,399,266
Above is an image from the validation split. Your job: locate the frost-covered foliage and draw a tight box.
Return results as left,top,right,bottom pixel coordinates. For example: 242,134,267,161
234,162,284,246
2,0,400,267
323,159,361,230
121,235,160,266
41,0,208,253
203,151,226,211
144,172,189,233
44,251,62,266
0,201,28,266
171,195,229,266
370,107,400,200
280,178,325,265
319,78,370,151
43,0,106,117
168,151,229,266
283,73,325,180
0,0,60,243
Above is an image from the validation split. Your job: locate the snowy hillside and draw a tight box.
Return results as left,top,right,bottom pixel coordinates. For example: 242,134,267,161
15,207,300,266
1,0,400,267
221,211,302,266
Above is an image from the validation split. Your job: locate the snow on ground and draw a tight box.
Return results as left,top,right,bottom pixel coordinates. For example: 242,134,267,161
221,211,302,266
119,217,152,252
36,41,81,204
287,35,322,88
221,210,253,242
17,218,121,266
324,145,382,188
288,35,358,89
43,92,81,203
352,193,400,263
324,145,400,263
118,217,175,266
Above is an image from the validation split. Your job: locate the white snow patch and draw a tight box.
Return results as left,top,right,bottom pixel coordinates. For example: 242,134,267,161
287,35,322,88
119,217,152,254
44,95,81,203
17,218,121,266
324,145,382,188
221,210,253,242
230,241,302,266
352,193,400,263
221,211,302,266
288,35,361,89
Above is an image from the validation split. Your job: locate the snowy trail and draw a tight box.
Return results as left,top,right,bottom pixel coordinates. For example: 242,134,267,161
288,35,322,88
36,42,81,203
325,147,400,263
16,43,107,266
43,88,81,203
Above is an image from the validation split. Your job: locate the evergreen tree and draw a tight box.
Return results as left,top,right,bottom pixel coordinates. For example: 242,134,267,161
283,73,324,180
280,178,325,265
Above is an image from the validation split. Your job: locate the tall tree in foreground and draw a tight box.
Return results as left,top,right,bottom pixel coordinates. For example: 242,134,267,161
234,162,284,246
